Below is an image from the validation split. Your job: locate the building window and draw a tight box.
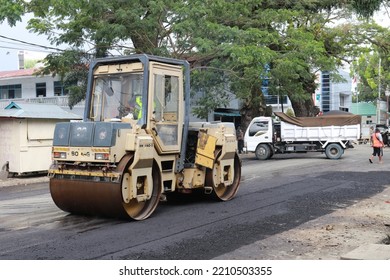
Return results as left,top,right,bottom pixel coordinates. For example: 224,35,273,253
9,89,15,99
339,95,345,107
321,71,330,112
36,82,46,97
0,84,22,99
54,81,68,96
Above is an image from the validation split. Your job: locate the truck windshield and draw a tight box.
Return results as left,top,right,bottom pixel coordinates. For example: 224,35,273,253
90,73,143,121
248,120,269,136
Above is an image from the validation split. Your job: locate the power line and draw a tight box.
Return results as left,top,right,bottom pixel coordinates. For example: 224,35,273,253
0,34,64,52
0,45,55,53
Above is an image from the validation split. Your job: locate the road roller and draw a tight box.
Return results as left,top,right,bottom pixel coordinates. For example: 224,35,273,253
48,54,241,220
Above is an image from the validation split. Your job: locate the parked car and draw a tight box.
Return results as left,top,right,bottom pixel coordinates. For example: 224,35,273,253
375,124,390,146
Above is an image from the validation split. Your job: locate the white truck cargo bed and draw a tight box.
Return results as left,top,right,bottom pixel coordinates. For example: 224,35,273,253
281,121,361,142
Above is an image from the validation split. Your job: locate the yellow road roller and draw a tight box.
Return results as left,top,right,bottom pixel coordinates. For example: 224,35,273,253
48,54,241,220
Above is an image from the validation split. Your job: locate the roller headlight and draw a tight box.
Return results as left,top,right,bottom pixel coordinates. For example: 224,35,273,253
95,153,110,160
53,152,67,159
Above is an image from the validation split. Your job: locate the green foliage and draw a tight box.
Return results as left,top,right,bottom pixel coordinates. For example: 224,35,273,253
24,0,181,107
285,108,295,117
350,23,390,102
62,67,88,109
0,0,25,26
34,49,90,108
190,64,232,120
265,105,273,117
24,59,40,69
4,0,390,120
26,0,178,56
351,52,390,102
351,0,383,18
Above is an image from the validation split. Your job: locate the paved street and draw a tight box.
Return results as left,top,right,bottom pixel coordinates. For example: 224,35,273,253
0,143,389,260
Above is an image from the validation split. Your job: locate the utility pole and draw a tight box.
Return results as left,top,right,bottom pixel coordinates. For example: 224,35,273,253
386,88,390,126
278,84,284,113
377,56,381,124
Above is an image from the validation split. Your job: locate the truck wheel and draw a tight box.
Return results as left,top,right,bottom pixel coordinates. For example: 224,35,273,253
255,144,271,160
325,143,343,160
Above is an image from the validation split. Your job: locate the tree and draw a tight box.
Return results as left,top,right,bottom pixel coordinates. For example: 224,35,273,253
25,0,182,56
34,49,90,109
349,21,390,103
3,0,390,123
351,52,390,103
171,0,363,129
190,66,232,121
23,0,180,106
187,0,390,121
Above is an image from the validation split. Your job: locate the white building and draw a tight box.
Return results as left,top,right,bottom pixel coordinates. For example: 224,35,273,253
0,68,66,100
0,68,84,116
315,69,353,113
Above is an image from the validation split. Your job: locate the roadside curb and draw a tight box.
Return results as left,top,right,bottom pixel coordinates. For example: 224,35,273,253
0,175,49,188
340,243,390,260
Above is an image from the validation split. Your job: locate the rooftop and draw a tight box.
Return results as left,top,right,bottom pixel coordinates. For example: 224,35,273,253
0,68,40,79
350,102,377,116
0,101,82,120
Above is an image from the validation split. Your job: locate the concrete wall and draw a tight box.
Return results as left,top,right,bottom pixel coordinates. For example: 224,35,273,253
0,75,61,99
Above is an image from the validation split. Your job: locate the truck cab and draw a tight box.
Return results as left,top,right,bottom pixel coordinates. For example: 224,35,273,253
244,116,274,159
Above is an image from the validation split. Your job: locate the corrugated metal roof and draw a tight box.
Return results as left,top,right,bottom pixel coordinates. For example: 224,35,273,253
214,112,241,117
0,102,82,120
350,103,377,116
0,68,38,79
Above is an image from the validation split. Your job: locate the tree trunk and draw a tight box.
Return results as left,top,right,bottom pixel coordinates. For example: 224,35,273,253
289,97,319,117
239,87,267,133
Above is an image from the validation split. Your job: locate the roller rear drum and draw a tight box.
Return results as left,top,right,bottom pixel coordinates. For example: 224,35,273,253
50,156,161,220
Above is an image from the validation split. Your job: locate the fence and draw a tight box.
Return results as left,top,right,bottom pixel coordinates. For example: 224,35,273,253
0,96,85,109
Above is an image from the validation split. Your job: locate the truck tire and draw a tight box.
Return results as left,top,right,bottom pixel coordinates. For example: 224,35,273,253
325,143,343,160
255,144,271,160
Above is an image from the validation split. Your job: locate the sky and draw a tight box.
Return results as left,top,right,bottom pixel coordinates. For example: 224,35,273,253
1,8,390,72
0,14,63,71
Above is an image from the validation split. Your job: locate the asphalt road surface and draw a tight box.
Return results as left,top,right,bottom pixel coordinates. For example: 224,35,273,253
0,144,388,260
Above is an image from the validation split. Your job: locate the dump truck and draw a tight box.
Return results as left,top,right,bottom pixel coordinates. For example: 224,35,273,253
244,112,361,160
48,54,241,220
